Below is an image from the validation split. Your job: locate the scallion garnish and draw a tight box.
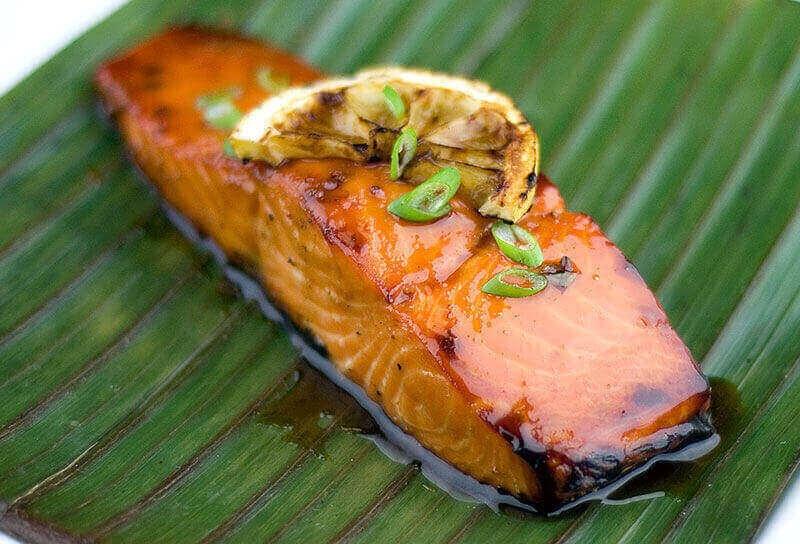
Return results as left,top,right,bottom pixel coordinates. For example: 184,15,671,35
222,139,237,158
196,89,242,131
390,127,418,179
491,221,544,267
481,268,548,298
382,85,405,119
387,167,461,222
256,67,291,93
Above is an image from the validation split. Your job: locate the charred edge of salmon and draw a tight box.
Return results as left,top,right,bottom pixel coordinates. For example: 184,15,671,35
493,397,713,510
550,414,713,510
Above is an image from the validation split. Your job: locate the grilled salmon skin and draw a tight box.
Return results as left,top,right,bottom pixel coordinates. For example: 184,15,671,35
95,28,713,511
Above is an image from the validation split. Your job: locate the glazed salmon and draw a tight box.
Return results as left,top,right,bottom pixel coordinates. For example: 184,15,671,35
95,28,713,511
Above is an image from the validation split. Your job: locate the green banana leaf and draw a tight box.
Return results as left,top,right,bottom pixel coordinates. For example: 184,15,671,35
2,0,800,542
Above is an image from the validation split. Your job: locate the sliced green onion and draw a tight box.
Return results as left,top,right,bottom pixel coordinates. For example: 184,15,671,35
491,221,544,267
387,167,461,222
390,127,418,179
256,67,291,93
196,88,242,131
382,85,405,119
481,267,548,298
222,139,237,158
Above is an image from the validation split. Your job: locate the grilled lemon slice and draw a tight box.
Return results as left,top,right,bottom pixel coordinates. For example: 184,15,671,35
231,67,539,222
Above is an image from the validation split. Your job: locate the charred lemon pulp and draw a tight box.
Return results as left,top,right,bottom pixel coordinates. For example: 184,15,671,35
231,67,540,222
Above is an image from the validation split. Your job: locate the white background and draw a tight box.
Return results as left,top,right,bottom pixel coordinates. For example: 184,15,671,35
0,1,798,542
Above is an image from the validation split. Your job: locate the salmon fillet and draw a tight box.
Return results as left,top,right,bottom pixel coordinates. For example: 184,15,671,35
95,28,713,511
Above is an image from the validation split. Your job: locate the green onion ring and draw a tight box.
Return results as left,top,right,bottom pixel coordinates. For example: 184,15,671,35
222,139,237,158
382,85,406,119
387,167,461,222
390,127,418,179
481,267,548,298
256,67,291,93
196,89,242,131
491,221,544,267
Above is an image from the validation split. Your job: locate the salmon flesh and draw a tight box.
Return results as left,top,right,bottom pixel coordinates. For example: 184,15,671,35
95,28,714,511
